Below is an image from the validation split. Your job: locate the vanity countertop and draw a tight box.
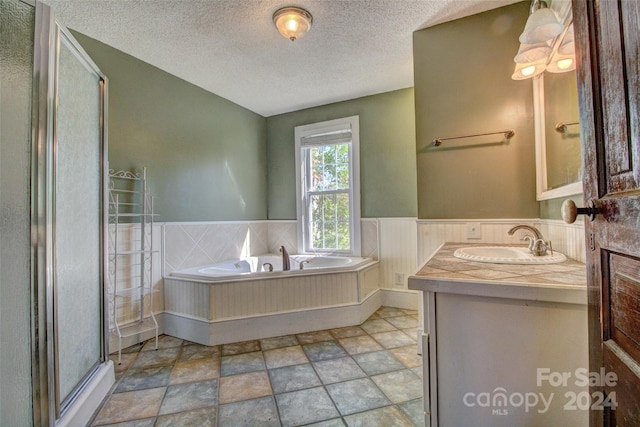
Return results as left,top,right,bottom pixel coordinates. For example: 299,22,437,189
408,243,587,305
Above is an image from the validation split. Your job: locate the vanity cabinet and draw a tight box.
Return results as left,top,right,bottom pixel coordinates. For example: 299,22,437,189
409,243,589,427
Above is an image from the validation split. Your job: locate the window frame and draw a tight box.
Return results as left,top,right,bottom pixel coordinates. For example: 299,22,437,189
294,115,361,256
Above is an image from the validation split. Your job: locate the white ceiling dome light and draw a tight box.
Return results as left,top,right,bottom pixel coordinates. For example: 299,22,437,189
273,6,313,42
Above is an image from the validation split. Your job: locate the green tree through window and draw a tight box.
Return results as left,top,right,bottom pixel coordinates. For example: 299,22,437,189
308,144,351,250
295,116,360,255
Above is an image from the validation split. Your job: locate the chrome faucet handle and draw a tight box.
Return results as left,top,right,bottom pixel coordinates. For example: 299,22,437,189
523,235,535,251
299,259,312,270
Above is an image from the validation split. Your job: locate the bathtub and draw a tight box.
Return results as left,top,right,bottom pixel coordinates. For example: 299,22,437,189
163,254,381,346
170,254,373,281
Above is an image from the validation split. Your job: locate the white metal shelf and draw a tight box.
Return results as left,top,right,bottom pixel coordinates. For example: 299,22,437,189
108,167,158,364
116,317,158,339
111,249,159,256
114,287,157,298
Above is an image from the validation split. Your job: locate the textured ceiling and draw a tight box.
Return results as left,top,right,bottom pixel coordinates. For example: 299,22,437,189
43,0,520,116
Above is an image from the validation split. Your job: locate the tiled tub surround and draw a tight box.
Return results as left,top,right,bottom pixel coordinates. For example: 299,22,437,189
163,220,380,275
164,260,381,346
92,307,424,427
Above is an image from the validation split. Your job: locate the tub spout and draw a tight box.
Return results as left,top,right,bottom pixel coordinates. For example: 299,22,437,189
279,246,290,271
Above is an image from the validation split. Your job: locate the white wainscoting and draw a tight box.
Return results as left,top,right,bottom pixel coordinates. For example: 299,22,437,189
165,273,360,321
416,219,586,266
378,218,418,290
107,217,584,350
539,219,586,263
163,263,381,345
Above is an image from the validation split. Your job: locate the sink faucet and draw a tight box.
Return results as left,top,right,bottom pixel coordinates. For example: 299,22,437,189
507,225,550,256
279,245,290,271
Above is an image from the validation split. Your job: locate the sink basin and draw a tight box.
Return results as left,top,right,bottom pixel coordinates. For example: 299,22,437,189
453,246,567,264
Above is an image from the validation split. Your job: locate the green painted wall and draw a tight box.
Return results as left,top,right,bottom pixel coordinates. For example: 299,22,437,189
73,32,268,222
414,1,539,219
266,88,417,219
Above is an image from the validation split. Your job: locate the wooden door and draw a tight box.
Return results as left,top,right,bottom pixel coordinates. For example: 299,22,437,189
572,0,640,425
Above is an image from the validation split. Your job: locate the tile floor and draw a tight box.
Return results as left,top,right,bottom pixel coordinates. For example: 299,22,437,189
92,306,425,427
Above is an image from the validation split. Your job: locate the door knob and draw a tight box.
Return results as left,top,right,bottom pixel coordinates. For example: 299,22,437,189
561,199,600,223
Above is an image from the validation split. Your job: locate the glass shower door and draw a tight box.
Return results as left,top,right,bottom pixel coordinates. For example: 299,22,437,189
51,25,108,414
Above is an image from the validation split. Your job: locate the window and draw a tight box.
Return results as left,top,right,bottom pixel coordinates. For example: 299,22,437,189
295,116,361,255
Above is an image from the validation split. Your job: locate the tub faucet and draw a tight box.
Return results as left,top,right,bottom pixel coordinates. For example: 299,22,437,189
279,246,290,271
299,259,312,270
507,225,549,256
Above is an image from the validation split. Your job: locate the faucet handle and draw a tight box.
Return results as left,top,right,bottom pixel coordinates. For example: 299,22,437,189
531,239,549,256
523,235,535,251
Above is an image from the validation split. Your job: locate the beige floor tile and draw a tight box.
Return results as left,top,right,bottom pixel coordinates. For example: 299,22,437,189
338,335,383,355
389,345,422,369
330,326,366,339
264,345,308,369
170,357,220,385
92,387,165,425
219,371,272,404
222,340,261,356
296,330,334,344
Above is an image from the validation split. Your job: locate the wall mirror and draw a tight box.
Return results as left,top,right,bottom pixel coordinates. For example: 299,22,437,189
533,0,583,200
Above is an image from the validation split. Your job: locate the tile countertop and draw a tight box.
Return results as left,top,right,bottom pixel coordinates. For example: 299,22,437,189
408,243,588,305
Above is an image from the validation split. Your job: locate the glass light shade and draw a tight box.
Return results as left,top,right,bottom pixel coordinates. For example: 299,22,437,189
546,54,575,73
512,60,546,80
519,7,563,44
514,42,552,64
273,6,313,41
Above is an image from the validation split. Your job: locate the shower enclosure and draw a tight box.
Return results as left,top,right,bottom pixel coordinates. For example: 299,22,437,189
1,0,113,425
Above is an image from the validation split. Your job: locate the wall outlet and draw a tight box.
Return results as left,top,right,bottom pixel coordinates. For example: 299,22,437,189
394,272,405,286
467,222,481,239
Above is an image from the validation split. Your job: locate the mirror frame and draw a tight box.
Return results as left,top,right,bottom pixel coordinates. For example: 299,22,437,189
533,75,582,200
533,0,582,201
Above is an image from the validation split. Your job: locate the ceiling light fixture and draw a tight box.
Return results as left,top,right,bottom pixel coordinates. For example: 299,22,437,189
273,6,313,42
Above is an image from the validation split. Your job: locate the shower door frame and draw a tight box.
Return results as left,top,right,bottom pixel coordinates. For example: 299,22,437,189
29,0,110,424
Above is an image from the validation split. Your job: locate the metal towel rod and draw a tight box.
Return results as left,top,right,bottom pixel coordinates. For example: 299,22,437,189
433,129,515,147
554,121,579,133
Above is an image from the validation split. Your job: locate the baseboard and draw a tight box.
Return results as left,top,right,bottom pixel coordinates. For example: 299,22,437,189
109,290,417,347
380,288,419,310
163,290,384,346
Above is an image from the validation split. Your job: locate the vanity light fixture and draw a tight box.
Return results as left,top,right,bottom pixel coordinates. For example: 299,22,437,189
519,0,562,44
546,26,576,73
273,6,313,41
512,0,574,80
